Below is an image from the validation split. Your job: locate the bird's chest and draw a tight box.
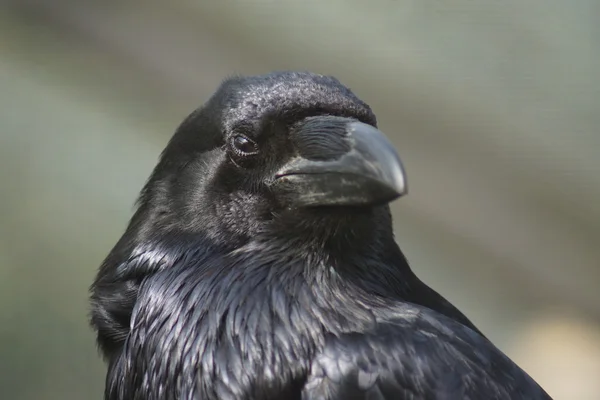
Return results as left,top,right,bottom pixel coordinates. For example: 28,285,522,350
122,265,333,400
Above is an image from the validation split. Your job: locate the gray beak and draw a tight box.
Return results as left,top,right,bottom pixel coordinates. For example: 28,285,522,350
272,119,407,207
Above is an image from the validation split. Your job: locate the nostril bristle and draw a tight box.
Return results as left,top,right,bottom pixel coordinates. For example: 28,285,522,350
292,116,353,161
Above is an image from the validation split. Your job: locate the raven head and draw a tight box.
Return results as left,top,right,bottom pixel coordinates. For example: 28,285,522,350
136,71,407,247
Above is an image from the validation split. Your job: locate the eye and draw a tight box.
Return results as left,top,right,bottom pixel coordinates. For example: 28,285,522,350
230,134,259,156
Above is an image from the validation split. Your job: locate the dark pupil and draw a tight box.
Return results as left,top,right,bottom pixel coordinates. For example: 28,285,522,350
234,135,256,154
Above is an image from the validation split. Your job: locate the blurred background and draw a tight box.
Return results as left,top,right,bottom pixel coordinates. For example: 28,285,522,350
1,1,599,399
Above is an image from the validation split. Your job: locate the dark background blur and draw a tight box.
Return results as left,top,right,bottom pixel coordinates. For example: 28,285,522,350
1,1,599,399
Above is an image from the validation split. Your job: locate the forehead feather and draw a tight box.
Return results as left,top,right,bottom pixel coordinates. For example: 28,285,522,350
216,72,376,132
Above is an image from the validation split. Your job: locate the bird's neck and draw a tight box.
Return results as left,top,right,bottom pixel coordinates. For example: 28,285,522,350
114,234,409,399
214,240,407,389
234,233,483,338
110,227,482,399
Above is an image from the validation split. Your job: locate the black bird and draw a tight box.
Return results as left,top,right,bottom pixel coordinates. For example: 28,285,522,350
91,71,552,399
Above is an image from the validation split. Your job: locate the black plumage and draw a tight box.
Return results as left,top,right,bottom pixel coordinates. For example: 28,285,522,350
90,71,552,399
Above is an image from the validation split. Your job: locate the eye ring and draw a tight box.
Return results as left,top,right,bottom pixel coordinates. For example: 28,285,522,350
230,134,259,156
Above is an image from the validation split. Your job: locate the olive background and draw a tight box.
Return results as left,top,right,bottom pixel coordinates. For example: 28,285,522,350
1,2,599,399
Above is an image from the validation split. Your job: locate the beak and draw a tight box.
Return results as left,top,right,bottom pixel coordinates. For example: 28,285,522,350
271,120,407,207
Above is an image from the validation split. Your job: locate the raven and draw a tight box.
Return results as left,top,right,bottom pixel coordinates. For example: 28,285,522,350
91,71,552,399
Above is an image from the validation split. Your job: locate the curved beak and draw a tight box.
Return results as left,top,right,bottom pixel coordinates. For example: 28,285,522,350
272,119,407,207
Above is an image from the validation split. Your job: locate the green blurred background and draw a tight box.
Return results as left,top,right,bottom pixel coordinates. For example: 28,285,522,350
1,1,599,399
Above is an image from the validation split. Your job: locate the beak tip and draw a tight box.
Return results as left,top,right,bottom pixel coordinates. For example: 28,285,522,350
391,167,408,198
